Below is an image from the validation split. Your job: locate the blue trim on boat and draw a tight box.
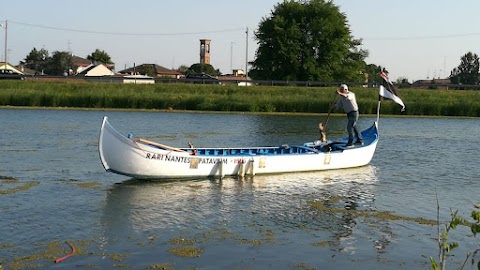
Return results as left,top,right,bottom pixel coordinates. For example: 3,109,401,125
137,122,378,157
193,145,317,156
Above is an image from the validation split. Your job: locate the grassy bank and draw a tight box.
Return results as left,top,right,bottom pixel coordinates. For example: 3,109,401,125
1,80,479,117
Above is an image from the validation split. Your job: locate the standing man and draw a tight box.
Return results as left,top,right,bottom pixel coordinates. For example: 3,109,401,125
334,84,363,147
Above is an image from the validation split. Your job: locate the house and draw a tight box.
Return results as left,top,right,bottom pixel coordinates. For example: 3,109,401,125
412,78,451,89
121,75,155,84
232,69,245,76
0,62,24,74
76,64,114,77
72,55,93,74
96,74,155,84
16,64,43,75
118,64,182,78
219,68,251,85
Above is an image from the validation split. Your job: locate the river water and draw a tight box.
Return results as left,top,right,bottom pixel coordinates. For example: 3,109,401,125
1,108,479,269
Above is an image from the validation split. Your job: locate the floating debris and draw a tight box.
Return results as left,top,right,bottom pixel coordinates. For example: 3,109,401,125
168,238,196,245
0,176,20,183
61,179,102,189
0,179,39,195
307,197,436,225
74,182,101,189
167,246,203,257
312,240,334,248
147,263,174,269
294,262,317,270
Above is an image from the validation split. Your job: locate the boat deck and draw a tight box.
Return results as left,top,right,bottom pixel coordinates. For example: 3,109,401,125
191,145,318,156
135,122,378,157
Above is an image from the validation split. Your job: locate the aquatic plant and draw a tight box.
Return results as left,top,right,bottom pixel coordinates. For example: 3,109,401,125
0,178,39,195
430,200,480,270
307,198,436,225
167,246,203,257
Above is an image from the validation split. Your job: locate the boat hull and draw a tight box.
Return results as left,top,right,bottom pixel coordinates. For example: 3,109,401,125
98,117,378,179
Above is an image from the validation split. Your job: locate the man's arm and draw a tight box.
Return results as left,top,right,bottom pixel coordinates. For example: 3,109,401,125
336,90,347,98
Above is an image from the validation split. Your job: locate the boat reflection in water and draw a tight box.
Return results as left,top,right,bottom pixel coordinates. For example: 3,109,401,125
101,165,382,248
98,163,415,269
99,165,405,268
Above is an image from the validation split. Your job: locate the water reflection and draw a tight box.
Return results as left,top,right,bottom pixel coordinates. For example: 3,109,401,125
101,166,379,244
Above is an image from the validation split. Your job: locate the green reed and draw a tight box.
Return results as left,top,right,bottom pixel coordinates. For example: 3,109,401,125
0,80,479,116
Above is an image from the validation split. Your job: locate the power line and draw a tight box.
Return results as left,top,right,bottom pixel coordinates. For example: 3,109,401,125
365,32,480,41
10,20,245,36
14,20,479,41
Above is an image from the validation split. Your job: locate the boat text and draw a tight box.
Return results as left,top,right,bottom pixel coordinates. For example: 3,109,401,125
146,153,229,164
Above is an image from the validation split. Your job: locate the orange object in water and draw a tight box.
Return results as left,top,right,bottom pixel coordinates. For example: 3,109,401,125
54,241,76,263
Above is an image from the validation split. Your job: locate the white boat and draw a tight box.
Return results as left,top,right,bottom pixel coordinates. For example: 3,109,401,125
98,116,379,179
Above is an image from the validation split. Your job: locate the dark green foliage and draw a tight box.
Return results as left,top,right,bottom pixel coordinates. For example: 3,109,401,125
45,51,75,76
87,49,114,65
22,47,49,73
250,0,368,82
450,52,480,85
186,63,221,76
22,47,114,75
136,64,157,77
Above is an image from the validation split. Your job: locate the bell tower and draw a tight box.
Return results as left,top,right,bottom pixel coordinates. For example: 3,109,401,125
199,39,211,64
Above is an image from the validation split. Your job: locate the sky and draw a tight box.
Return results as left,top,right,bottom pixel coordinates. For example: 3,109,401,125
2,0,480,82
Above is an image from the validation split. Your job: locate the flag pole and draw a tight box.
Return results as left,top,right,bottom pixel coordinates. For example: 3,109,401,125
376,97,381,124
376,70,383,125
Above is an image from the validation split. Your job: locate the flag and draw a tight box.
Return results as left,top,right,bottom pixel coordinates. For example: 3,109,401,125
379,71,405,111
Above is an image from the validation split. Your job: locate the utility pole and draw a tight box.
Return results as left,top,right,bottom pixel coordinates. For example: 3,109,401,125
1,20,7,72
230,42,234,72
245,27,248,84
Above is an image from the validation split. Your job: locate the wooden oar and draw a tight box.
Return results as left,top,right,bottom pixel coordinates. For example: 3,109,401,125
135,138,187,153
319,93,337,142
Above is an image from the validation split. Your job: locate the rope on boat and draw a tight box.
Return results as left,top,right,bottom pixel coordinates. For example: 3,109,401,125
54,241,76,263
130,138,147,155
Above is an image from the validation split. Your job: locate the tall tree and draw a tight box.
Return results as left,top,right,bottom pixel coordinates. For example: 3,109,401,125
450,52,480,85
23,47,49,73
250,0,368,82
45,51,74,76
87,49,114,66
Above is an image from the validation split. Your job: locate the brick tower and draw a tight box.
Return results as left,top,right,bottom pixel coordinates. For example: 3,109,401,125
200,39,211,64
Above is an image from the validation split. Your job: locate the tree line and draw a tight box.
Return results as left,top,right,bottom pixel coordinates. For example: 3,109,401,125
21,48,113,76
16,0,477,85
20,46,221,77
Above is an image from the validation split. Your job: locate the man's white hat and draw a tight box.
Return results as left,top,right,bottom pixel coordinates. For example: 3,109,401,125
339,84,348,92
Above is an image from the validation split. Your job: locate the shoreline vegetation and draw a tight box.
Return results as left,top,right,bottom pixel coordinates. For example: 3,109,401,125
1,80,479,117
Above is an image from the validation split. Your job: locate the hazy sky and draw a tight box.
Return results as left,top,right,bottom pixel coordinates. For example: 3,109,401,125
2,0,480,81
